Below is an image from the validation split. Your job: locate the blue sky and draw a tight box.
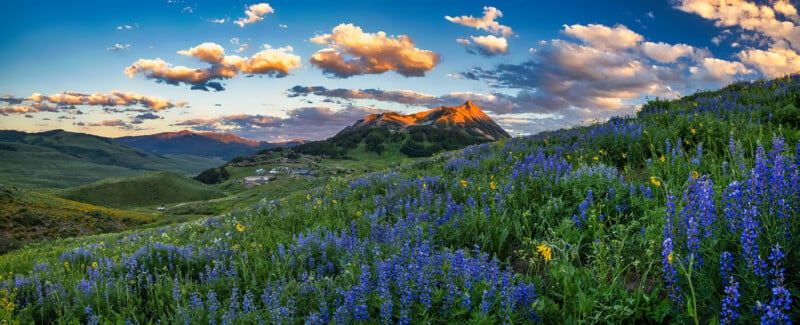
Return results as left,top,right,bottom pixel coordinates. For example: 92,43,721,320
2,0,799,141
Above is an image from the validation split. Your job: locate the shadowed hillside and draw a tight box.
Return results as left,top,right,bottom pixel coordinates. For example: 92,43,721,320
56,172,227,209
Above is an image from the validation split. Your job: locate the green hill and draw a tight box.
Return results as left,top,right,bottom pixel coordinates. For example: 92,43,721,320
2,75,800,323
56,171,227,208
0,184,153,254
0,129,222,189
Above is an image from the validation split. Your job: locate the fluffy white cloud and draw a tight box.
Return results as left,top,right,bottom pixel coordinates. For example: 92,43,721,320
562,23,643,51
641,42,696,63
737,47,800,76
309,24,440,78
125,42,301,90
470,35,508,55
445,6,513,37
675,0,800,76
234,3,274,27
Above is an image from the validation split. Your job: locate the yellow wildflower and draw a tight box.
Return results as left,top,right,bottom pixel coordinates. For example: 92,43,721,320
643,130,649,135
91,262,99,269
536,245,552,261
650,176,661,187
63,262,69,270
659,155,666,163
621,152,627,159
667,251,674,264
332,199,338,205
461,179,468,188
490,181,496,190
236,223,245,232
593,156,600,161
306,194,311,200
692,171,699,179
690,128,697,135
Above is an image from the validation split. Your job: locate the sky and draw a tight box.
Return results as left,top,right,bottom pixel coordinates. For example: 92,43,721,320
2,0,800,141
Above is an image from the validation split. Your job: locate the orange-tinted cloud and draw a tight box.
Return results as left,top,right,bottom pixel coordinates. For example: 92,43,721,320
0,91,185,116
445,6,513,37
309,23,440,78
125,42,301,90
234,3,273,27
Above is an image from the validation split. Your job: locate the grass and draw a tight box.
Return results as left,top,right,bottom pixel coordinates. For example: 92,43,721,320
0,130,222,189
1,75,799,323
54,171,226,209
0,184,153,254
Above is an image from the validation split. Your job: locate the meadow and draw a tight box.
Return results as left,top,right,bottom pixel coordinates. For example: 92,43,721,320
1,75,799,323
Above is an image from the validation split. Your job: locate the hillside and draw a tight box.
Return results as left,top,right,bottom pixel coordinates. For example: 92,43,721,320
2,75,800,323
0,130,222,188
0,184,153,254
293,101,507,158
56,172,227,209
115,130,302,160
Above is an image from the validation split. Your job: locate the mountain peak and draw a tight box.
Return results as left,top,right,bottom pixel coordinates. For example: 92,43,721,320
339,101,509,140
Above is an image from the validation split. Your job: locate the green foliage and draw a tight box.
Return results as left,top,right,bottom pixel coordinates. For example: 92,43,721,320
193,166,230,184
56,172,226,208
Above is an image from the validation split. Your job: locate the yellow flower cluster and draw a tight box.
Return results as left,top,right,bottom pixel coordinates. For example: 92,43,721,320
236,223,245,232
460,180,468,188
536,244,552,261
650,176,662,187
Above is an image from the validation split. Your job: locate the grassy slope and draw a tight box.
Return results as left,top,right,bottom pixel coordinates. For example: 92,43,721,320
0,130,222,189
0,184,153,254
55,172,227,209
2,76,800,323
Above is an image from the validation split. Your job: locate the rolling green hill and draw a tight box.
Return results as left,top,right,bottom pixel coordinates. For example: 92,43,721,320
55,171,227,209
0,129,222,188
0,184,153,254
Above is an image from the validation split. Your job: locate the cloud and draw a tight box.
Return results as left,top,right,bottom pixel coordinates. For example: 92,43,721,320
0,91,185,115
647,11,655,19
181,6,193,13
125,42,301,90
640,41,697,63
234,3,274,27
457,23,756,131
210,18,227,24
115,23,138,30
468,35,508,56
279,24,288,29
172,106,385,140
107,43,131,52
562,24,643,51
135,112,161,120
674,0,800,76
309,23,440,78
737,46,800,76
235,44,249,53
445,6,513,37
288,85,521,115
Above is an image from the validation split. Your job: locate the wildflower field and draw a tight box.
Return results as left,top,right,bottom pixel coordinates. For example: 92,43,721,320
1,75,799,323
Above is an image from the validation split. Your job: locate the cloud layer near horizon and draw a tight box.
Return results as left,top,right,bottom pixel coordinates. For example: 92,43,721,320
125,42,301,91
1,91,185,115
172,106,385,140
309,24,440,78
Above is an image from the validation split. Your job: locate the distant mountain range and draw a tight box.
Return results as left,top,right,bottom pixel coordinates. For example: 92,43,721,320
339,100,510,140
0,129,222,188
293,101,510,158
115,130,304,160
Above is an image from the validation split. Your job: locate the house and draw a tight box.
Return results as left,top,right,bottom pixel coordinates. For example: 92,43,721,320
243,175,275,188
255,168,266,175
